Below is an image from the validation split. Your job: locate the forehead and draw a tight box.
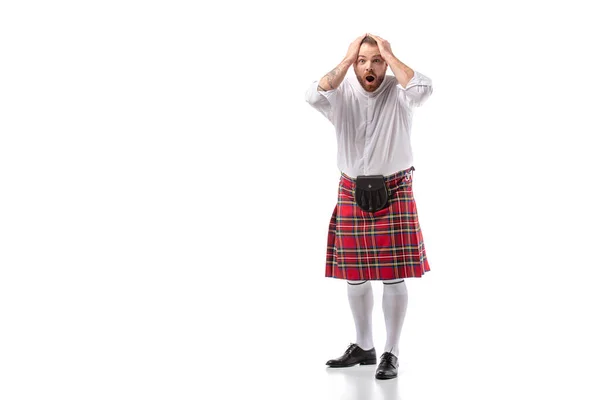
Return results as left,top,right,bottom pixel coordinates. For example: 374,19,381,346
358,44,380,58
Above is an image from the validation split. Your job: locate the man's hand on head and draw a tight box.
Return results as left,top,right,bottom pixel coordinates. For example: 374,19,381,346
368,34,396,64
317,34,367,92
343,33,368,66
367,34,414,87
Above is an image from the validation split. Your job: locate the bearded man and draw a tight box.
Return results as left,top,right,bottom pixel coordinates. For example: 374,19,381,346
305,33,433,380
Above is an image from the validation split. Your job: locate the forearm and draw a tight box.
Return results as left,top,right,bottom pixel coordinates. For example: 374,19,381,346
386,56,415,88
318,59,353,91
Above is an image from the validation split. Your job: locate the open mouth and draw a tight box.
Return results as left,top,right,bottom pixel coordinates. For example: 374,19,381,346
365,75,375,83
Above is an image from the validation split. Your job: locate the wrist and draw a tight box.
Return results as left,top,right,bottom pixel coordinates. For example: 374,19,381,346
341,58,355,69
385,54,399,65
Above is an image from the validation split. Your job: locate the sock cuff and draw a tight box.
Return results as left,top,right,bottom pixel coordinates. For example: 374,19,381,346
382,279,405,285
382,279,407,295
347,280,368,285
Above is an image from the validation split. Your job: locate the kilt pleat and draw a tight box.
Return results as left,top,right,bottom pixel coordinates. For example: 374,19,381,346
325,167,430,280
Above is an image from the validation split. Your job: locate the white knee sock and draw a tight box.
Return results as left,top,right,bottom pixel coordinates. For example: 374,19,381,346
347,280,374,350
382,279,408,357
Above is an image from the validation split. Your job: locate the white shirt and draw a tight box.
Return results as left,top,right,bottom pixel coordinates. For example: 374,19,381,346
305,71,433,178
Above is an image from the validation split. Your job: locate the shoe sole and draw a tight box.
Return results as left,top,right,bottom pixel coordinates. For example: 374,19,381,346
327,359,377,368
375,373,398,380
375,376,398,380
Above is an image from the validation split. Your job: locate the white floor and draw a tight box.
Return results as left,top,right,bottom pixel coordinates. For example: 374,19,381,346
3,258,600,399
197,272,600,400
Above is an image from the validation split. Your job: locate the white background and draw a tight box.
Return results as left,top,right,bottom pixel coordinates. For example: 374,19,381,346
1,1,599,399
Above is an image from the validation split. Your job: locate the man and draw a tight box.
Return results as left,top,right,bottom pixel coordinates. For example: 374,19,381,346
305,33,433,380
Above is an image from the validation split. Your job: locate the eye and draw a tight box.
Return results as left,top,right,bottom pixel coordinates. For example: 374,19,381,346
359,59,365,63
374,59,380,63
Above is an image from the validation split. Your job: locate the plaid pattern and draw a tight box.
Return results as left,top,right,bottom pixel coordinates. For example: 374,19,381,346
326,167,430,280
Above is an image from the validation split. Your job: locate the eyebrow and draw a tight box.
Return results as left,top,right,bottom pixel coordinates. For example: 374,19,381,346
358,54,382,59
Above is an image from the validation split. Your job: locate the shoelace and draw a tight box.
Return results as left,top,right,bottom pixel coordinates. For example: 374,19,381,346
344,343,358,355
380,353,395,365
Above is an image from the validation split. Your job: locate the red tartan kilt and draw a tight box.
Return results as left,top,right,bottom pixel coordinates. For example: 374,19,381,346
326,167,430,280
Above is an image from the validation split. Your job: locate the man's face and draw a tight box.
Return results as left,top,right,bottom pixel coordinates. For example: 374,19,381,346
353,43,388,92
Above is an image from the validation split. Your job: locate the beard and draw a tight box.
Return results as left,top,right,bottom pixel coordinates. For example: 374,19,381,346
357,72,385,92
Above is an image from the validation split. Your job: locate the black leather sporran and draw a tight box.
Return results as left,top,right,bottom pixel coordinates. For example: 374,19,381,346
354,175,389,212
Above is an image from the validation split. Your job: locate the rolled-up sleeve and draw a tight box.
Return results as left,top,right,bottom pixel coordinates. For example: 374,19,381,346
305,81,340,122
397,71,433,108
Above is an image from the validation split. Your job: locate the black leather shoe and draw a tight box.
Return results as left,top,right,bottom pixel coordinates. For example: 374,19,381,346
326,343,377,368
375,352,399,380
